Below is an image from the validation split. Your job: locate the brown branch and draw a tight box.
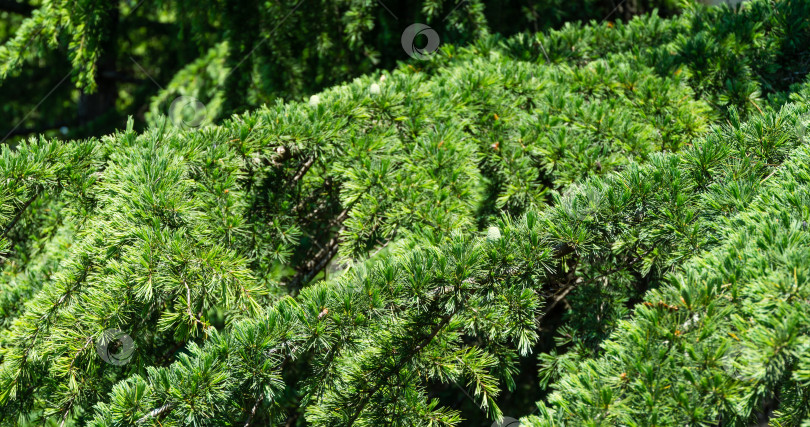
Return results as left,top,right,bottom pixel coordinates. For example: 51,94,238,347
243,393,265,427
2,191,39,240
552,242,576,258
539,244,656,319
183,279,206,328
346,308,459,424
137,403,173,424
286,186,371,289
67,336,94,372
287,226,343,291
542,279,580,316
59,401,72,427
289,156,315,185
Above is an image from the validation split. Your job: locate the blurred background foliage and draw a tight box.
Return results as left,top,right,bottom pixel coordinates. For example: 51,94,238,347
0,0,684,144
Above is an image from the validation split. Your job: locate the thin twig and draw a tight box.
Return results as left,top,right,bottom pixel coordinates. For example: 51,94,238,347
137,403,173,424
2,192,39,240
243,393,265,427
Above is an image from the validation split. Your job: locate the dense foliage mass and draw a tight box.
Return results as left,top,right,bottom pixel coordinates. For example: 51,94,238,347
1,0,810,425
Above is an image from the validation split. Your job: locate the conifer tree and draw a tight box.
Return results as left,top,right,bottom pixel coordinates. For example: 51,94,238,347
1,0,810,425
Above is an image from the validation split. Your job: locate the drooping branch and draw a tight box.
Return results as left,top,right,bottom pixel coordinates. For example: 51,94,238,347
286,225,343,291
346,307,459,425
286,186,371,289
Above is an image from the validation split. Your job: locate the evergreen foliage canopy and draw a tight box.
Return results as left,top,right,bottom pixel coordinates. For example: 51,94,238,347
1,0,810,425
